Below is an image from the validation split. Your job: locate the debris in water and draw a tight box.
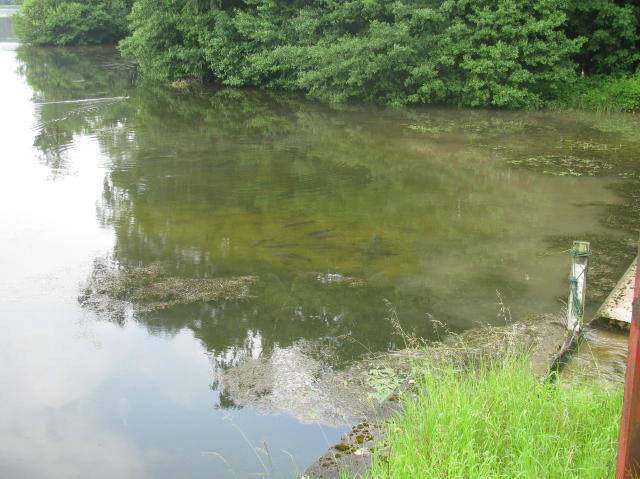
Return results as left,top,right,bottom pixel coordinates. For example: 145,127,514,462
79,258,256,319
314,273,365,288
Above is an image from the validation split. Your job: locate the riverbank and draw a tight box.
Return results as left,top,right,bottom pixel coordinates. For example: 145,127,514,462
303,316,627,478
360,356,622,479
303,316,574,477
304,249,639,477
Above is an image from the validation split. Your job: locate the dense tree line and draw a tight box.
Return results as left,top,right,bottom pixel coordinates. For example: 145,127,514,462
11,0,640,108
13,0,131,45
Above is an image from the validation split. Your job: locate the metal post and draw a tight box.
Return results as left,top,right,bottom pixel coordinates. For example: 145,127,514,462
567,241,591,333
616,252,640,478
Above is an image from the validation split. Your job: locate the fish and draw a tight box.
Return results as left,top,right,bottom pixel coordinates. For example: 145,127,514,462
357,248,398,257
284,221,315,228
250,239,270,247
312,234,339,239
308,228,335,237
273,253,310,261
265,243,300,248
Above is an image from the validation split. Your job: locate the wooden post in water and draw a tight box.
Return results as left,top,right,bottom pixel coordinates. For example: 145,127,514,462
616,252,640,478
567,241,591,332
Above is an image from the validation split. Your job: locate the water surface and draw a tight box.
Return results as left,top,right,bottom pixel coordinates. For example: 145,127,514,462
0,21,637,478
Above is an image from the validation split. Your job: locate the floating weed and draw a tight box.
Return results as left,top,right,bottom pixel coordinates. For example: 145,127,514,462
79,258,256,318
506,154,615,177
366,367,403,402
560,138,622,152
407,118,552,138
406,123,455,134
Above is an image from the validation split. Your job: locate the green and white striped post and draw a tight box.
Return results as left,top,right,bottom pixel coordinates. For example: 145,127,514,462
567,241,591,332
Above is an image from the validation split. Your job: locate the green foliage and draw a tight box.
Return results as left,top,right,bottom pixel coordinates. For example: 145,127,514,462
12,0,131,45
556,70,640,112
364,357,622,478
566,0,640,74
9,0,640,107
121,0,581,108
119,0,215,81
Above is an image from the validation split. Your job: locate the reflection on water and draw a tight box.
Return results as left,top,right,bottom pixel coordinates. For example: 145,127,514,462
1,41,639,478
0,8,17,43
563,327,629,385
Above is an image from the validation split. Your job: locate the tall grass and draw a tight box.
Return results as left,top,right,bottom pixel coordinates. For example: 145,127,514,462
364,356,622,478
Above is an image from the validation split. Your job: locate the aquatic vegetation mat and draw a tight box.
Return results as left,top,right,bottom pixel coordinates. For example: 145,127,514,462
79,259,255,321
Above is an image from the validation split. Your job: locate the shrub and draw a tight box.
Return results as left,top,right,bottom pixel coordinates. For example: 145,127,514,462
121,0,582,109
566,0,640,74
557,70,640,112
12,0,130,45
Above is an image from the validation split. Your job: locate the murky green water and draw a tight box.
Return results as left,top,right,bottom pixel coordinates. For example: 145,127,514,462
1,9,638,477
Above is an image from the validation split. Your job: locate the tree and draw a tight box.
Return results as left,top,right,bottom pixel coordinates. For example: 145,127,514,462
566,0,640,74
12,0,131,45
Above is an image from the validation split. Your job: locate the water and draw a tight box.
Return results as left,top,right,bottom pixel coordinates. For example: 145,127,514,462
1,13,637,477
0,7,16,43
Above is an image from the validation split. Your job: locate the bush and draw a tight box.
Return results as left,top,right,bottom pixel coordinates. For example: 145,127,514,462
566,0,640,74
556,71,640,112
121,0,582,109
119,0,215,82
12,0,130,45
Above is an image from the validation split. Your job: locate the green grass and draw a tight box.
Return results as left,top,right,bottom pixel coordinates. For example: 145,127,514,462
363,356,623,478
554,72,640,113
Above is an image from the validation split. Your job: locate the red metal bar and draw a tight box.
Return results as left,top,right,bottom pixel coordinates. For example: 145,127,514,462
616,252,640,478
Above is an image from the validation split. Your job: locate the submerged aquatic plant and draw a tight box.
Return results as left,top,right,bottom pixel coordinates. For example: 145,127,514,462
79,258,256,320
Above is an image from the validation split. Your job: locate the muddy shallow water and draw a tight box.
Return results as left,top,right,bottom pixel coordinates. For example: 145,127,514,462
1,14,639,477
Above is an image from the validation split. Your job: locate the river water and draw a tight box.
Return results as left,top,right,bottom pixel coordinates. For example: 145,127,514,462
1,8,637,478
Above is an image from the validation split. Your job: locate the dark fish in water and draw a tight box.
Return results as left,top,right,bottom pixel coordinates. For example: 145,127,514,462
266,243,300,248
284,221,315,228
308,228,335,237
250,239,270,247
313,234,339,239
273,253,310,261
357,248,398,257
